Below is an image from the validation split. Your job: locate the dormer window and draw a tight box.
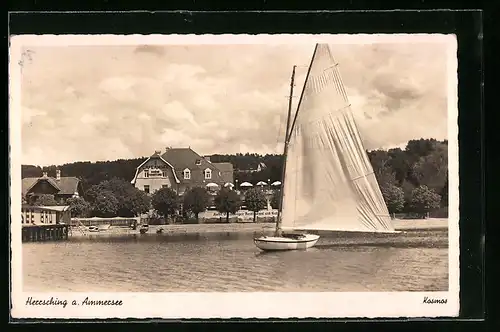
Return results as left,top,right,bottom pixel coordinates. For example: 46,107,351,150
183,168,191,180
144,169,149,178
195,159,202,166
204,168,212,180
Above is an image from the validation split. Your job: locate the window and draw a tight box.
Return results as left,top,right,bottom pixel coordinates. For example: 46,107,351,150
144,169,149,178
48,211,53,223
183,168,191,180
21,214,24,224
204,168,212,180
195,159,201,166
162,171,166,178
40,210,44,224
144,185,150,194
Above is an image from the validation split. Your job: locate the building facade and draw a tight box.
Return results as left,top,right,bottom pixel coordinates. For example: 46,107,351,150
131,147,234,196
130,151,179,194
21,205,71,226
22,170,84,203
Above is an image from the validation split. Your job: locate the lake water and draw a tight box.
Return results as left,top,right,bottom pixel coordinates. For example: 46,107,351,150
23,229,448,292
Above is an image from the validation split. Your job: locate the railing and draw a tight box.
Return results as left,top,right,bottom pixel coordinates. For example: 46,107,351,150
74,219,88,235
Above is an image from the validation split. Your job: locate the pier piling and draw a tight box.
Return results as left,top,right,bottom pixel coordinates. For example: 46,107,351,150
21,225,70,243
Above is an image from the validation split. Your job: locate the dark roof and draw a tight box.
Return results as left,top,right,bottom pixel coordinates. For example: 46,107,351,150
213,162,234,184
161,148,230,187
22,176,80,196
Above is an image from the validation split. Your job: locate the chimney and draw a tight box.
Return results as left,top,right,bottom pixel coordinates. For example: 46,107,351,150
56,169,61,180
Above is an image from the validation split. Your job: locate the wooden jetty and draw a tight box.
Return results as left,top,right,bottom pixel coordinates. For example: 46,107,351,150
22,224,70,242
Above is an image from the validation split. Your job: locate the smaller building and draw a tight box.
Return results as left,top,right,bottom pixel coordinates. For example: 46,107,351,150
21,205,71,226
239,162,267,173
22,170,84,203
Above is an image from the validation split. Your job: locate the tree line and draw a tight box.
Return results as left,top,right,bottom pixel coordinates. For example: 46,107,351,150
22,138,448,219
27,179,271,224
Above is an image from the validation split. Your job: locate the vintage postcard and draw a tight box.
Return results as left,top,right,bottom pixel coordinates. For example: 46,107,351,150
9,34,459,319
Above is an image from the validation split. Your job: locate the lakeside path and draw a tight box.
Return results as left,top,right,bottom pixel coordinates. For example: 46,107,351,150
69,218,449,238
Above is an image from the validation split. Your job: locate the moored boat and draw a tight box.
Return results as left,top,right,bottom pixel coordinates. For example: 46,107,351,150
139,224,149,234
87,226,100,232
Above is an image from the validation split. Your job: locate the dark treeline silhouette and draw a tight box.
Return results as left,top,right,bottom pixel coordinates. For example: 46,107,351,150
22,138,448,215
22,158,147,193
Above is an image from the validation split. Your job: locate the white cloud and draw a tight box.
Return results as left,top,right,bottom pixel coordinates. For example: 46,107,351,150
22,106,47,124
138,113,151,121
20,41,450,166
80,113,108,124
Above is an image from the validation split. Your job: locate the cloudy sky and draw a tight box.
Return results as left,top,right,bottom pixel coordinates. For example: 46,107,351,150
20,39,450,166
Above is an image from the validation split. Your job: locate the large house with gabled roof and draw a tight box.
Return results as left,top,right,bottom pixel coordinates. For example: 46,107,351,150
131,147,234,196
22,170,84,203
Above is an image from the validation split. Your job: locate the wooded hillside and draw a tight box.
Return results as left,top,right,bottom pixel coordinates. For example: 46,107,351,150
22,138,448,214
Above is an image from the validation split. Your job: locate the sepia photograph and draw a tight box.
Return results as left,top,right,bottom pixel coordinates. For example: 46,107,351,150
10,34,459,319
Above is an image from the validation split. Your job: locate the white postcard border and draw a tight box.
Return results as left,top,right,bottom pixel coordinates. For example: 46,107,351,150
9,33,460,319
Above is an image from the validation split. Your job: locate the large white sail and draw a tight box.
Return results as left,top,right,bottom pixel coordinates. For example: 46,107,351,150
281,44,395,233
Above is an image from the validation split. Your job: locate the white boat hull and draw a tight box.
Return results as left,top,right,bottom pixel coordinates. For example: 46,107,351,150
254,234,320,251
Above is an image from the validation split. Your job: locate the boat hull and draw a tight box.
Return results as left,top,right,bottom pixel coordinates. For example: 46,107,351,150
254,234,320,251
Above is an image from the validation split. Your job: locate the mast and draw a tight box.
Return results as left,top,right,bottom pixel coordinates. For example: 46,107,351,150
275,65,296,236
287,43,319,142
275,44,319,236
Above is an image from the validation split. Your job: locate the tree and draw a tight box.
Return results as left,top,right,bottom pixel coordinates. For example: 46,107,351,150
66,196,91,218
92,190,119,217
126,190,151,216
244,188,268,222
409,185,442,218
151,187,178,219
387,148,411,185
84,185,101,204
405,138,438,160
374,167,397,189
400,179,416,212
214,188,242,223
31,194,58,206
368,149,390,174
85,178,151,217
183,187,209,222
270,189,281,209
381,184,405,214
410,142,447,189
440,174,449,207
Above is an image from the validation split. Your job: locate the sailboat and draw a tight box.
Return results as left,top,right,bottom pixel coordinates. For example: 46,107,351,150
254,44,396,251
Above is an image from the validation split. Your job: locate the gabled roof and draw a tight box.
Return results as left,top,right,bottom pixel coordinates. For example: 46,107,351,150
213,162,234,184
131,151,180,184
22,176,80,197
22,205,70,212
161,148,228,186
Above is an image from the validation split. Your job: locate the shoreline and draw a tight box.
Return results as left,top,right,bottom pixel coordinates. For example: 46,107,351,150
67,218,449,238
